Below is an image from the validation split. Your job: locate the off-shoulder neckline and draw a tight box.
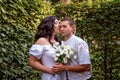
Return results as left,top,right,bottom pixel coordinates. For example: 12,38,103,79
33,42,60,46
33,44,52,46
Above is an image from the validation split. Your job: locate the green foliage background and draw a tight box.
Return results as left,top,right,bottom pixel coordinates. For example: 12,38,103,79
0,0,120,80
0,0,54,80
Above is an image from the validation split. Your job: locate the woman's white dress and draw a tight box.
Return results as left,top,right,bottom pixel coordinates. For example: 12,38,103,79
29,44,65,80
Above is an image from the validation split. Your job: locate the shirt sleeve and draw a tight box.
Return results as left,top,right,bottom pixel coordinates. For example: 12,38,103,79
77,42,91,64
29,45,44,59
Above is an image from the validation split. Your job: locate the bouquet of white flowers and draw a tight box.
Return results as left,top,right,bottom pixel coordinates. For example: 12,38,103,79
54,43,77,64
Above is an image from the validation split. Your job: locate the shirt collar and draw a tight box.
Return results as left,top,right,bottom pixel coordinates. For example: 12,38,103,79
64,34,75,44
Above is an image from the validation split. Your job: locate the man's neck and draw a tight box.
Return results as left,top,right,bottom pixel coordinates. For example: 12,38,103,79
64,33,74,41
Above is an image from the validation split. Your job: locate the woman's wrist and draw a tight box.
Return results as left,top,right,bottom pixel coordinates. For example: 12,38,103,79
47,68,54,74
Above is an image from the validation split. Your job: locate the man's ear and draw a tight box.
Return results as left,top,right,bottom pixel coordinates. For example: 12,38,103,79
72,25,76,34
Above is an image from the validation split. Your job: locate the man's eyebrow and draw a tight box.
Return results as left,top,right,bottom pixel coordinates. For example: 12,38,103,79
60,24,67,26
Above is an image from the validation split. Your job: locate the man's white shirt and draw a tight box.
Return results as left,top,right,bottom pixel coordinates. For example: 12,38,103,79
63,35,92,80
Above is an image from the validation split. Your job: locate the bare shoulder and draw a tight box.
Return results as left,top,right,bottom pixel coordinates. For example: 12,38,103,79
35,37,49,45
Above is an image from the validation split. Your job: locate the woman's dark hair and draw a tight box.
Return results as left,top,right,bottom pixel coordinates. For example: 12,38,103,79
35,16,60,45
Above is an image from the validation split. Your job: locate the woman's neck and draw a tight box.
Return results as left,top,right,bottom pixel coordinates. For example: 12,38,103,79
50,34,57,43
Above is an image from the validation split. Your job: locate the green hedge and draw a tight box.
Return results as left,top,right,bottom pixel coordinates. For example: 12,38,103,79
54,1,120,80
0,0,54,80
0,0,54,31
0,25,33,79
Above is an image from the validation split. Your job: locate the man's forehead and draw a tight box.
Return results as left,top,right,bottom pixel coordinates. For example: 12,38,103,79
60,21,69,25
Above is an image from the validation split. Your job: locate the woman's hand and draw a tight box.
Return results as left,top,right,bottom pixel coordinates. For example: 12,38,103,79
47,68,56,75
52,63,65,74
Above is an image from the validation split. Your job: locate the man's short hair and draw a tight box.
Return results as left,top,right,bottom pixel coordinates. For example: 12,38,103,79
61,17,75,26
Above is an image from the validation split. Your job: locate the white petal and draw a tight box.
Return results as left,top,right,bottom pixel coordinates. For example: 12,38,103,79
63,58,68,64
66,54,70,58
55,57,58,61
56,53,60,57
73,55,77,59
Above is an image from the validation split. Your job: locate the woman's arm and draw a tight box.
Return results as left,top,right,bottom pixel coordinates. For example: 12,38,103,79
28,55,55,74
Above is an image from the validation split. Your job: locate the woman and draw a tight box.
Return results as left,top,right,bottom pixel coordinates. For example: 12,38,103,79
28,16,62,80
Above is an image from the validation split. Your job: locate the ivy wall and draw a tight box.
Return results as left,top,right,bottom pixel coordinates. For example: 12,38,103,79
0,0,54,80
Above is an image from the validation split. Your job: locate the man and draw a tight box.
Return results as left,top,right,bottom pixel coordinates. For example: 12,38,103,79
53,17,92,80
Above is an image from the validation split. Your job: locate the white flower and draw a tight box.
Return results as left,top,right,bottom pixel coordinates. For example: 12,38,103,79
73,55,77,59
56,53,60,57
66,54,70,58
63,49,68,54
55,44,77,64
54,57,58,61
63,58,68,64
69,50,74,55
59,52,63,55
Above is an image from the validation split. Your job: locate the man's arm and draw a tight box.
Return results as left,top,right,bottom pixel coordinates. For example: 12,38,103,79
53,63,90,73
64,64,90,72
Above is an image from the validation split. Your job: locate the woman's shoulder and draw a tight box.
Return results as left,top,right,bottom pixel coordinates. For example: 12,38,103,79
35,37,49,45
